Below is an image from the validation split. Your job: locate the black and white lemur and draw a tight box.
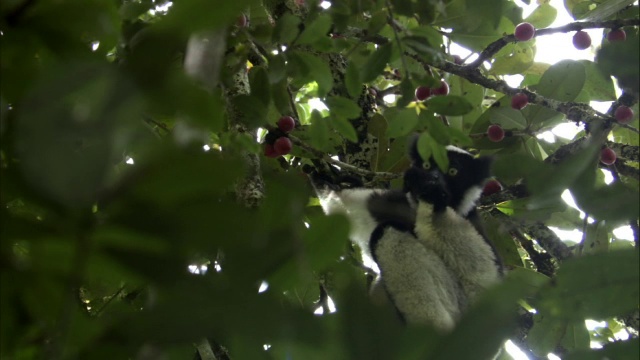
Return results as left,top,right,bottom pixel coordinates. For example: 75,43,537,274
315,135,503,332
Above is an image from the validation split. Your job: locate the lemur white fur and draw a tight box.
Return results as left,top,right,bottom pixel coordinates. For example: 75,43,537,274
317,188,386,273
413,200,501,302
371,226,464,330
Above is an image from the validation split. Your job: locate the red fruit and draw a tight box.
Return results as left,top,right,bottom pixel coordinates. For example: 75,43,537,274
573,31,591,50
431,80,449,96
514,22,536,41
600,147,617,165
607,29,626,42
237,14,248,28
264,143,279,158
452,55,463,65
487,124,505,142
482,179,503,196
274,137,293,155
614,105,634,124
277,116,296,132
511,93,529,110
415,86,431,101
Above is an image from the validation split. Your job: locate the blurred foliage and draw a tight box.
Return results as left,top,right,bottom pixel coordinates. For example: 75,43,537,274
1,0,638,359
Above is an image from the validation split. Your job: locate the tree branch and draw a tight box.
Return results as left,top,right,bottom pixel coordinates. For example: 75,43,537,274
467,18,640,69
288,134,399,181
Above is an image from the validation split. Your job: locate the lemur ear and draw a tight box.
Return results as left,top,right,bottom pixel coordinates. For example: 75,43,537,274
475,156,494,180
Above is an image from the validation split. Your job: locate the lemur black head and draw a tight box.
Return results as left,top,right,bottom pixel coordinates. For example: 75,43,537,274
404,135,492,215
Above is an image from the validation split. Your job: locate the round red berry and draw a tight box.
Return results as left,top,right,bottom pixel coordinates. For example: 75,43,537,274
573,31,591,50
482,179,503,196
277,116,296,132
264,143,279,158
237,14,248,28
487,124,505,142
431,80,449,96
415,86,431,101
274,136,293,155
607,29,626,42
614,106,634,124
600,147,617,165
511,93,529,110
514,22,536,42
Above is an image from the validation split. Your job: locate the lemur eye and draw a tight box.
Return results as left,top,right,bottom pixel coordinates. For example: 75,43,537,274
448,168,458,176
422,162,431,170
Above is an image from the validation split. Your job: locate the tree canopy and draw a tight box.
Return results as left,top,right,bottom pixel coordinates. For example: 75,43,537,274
1,0,639,359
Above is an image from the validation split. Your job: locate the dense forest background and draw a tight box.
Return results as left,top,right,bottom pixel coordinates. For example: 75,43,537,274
1,0,639,359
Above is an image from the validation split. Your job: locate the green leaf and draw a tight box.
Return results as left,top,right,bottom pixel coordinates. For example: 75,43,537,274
579,0,636,20
361,43,393,83
397,77,417,108
297,14,332,45
273,13,301,44
325,96,361,119
470,97,520,150
572,180,640,222
14,62,136,208
269,213,349,290
331,115,358,143
575,60,616,102
131,148,244,206
428,276,531,360
596,29,639,95
448,17,514,53
560,321,590,353
490,43,535,76
419,112,450,145
536,60,586,102
565,338,639,360
368,114,389,172
248,66,271,106
538,249,640,320
416,133,449,172
268,55,287,84
403,36,444,63
431,141,449,173
489,107,527,130
232,94,267,127
287,51,334,97
379,136,411,173
505,267,550,299
272,80,291,115
496,198,567,222
385,107,419,138
368,10,388,34
308,110,332,151
524,3,558,28
425,95,474,116
582,222,610,254
527,314,568,356
345,60,362,98
119,1,154,20
162,0,257,32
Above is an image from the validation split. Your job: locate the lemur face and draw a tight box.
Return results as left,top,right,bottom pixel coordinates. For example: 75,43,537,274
405,139,492,214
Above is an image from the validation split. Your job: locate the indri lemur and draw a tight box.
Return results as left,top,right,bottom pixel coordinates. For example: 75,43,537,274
316,136,503,331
